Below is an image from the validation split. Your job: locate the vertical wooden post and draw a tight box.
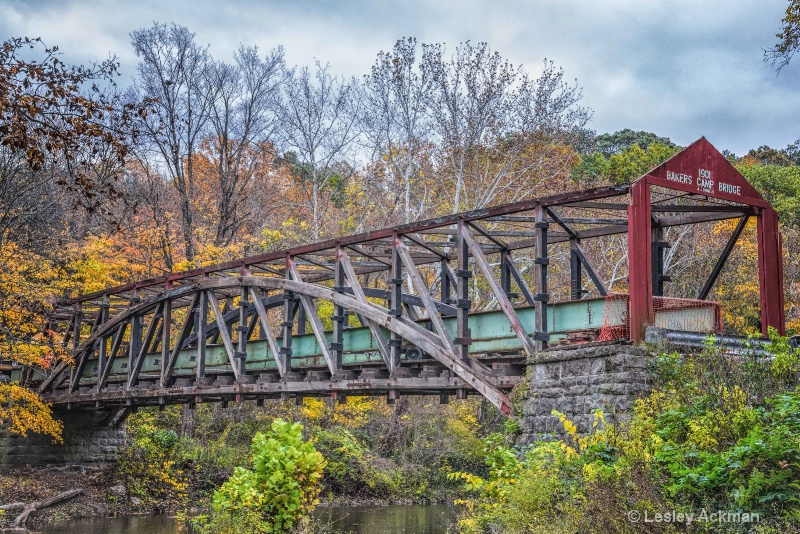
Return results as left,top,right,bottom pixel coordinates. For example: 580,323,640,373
628,179,653,342
757,207,786,335
455,221,471,361
534,206,550,350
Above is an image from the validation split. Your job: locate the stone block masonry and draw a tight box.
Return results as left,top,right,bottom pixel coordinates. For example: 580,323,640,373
0,409,126,465
517,343,651,444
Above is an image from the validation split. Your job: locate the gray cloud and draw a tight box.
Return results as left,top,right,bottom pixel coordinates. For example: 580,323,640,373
0,0,797,154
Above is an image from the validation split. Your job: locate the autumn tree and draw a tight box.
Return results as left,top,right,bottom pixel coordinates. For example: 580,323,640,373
0,36,138,441
204,45,284,246
363,38,433,223
766,0,800,70
0,37,135,210
278,62,360,240
422,42,590,213
131,23,211,262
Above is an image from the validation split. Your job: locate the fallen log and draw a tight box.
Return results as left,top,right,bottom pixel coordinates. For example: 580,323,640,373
11,488,84,528
0,502,25,512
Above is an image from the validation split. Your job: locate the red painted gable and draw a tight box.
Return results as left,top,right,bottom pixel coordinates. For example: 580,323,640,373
641,137,768,208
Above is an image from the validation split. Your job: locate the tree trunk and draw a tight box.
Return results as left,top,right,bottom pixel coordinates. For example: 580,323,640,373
11,488,84,528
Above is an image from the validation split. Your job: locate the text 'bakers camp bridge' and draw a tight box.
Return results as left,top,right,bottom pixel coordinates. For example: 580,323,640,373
20,139,785,422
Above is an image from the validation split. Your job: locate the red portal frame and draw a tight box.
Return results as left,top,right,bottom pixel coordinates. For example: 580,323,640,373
628,137,785,341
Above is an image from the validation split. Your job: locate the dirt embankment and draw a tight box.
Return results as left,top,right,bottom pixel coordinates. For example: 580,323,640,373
0,465,115,531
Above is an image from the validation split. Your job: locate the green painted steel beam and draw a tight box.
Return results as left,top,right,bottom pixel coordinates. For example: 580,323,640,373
28,297,716,386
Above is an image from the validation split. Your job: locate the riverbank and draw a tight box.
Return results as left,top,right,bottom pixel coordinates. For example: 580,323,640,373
0,464,451,532
0,465,112,531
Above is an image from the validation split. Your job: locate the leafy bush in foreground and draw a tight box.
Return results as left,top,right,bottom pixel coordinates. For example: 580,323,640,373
193,419,326,534
451,334,800,533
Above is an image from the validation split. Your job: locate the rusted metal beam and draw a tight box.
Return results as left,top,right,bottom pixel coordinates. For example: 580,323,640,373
60,185,629,305
287,260,337,375
461,224,536,356
571,241,608,297
98,322,128,392
128,303,164,389
249,287,286,377
338,247,393,371
161,292,201,387
534,206,549,350
394,237,458,356
505,255,536,306
207,290,240,380
698,215,748,300
195,290,207,379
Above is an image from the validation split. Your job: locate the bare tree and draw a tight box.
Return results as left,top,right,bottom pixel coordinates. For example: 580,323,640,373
422,42,590,212
130,23,211,262
278,62,361,240
363,38,433,223
204,45,285,246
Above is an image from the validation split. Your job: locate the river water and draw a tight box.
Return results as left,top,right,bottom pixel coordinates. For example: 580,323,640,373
40,504,454,533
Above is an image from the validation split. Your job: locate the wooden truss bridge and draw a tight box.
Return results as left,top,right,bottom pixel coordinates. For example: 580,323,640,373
21,139,785,420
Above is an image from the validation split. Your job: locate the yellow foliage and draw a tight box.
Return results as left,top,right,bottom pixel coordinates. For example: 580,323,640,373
0,383,63,442
300,398,327,422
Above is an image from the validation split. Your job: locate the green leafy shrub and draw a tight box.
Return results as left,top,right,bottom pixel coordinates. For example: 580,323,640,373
194,418,326,533
452,336,800,532
112,408,188,511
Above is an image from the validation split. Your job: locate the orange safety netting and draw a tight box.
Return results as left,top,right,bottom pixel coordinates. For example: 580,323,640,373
598,293,723,341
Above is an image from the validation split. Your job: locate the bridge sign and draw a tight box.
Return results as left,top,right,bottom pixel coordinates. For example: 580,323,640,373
645,137,769,208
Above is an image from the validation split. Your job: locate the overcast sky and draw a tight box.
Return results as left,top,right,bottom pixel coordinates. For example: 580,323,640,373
2,0,798,155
